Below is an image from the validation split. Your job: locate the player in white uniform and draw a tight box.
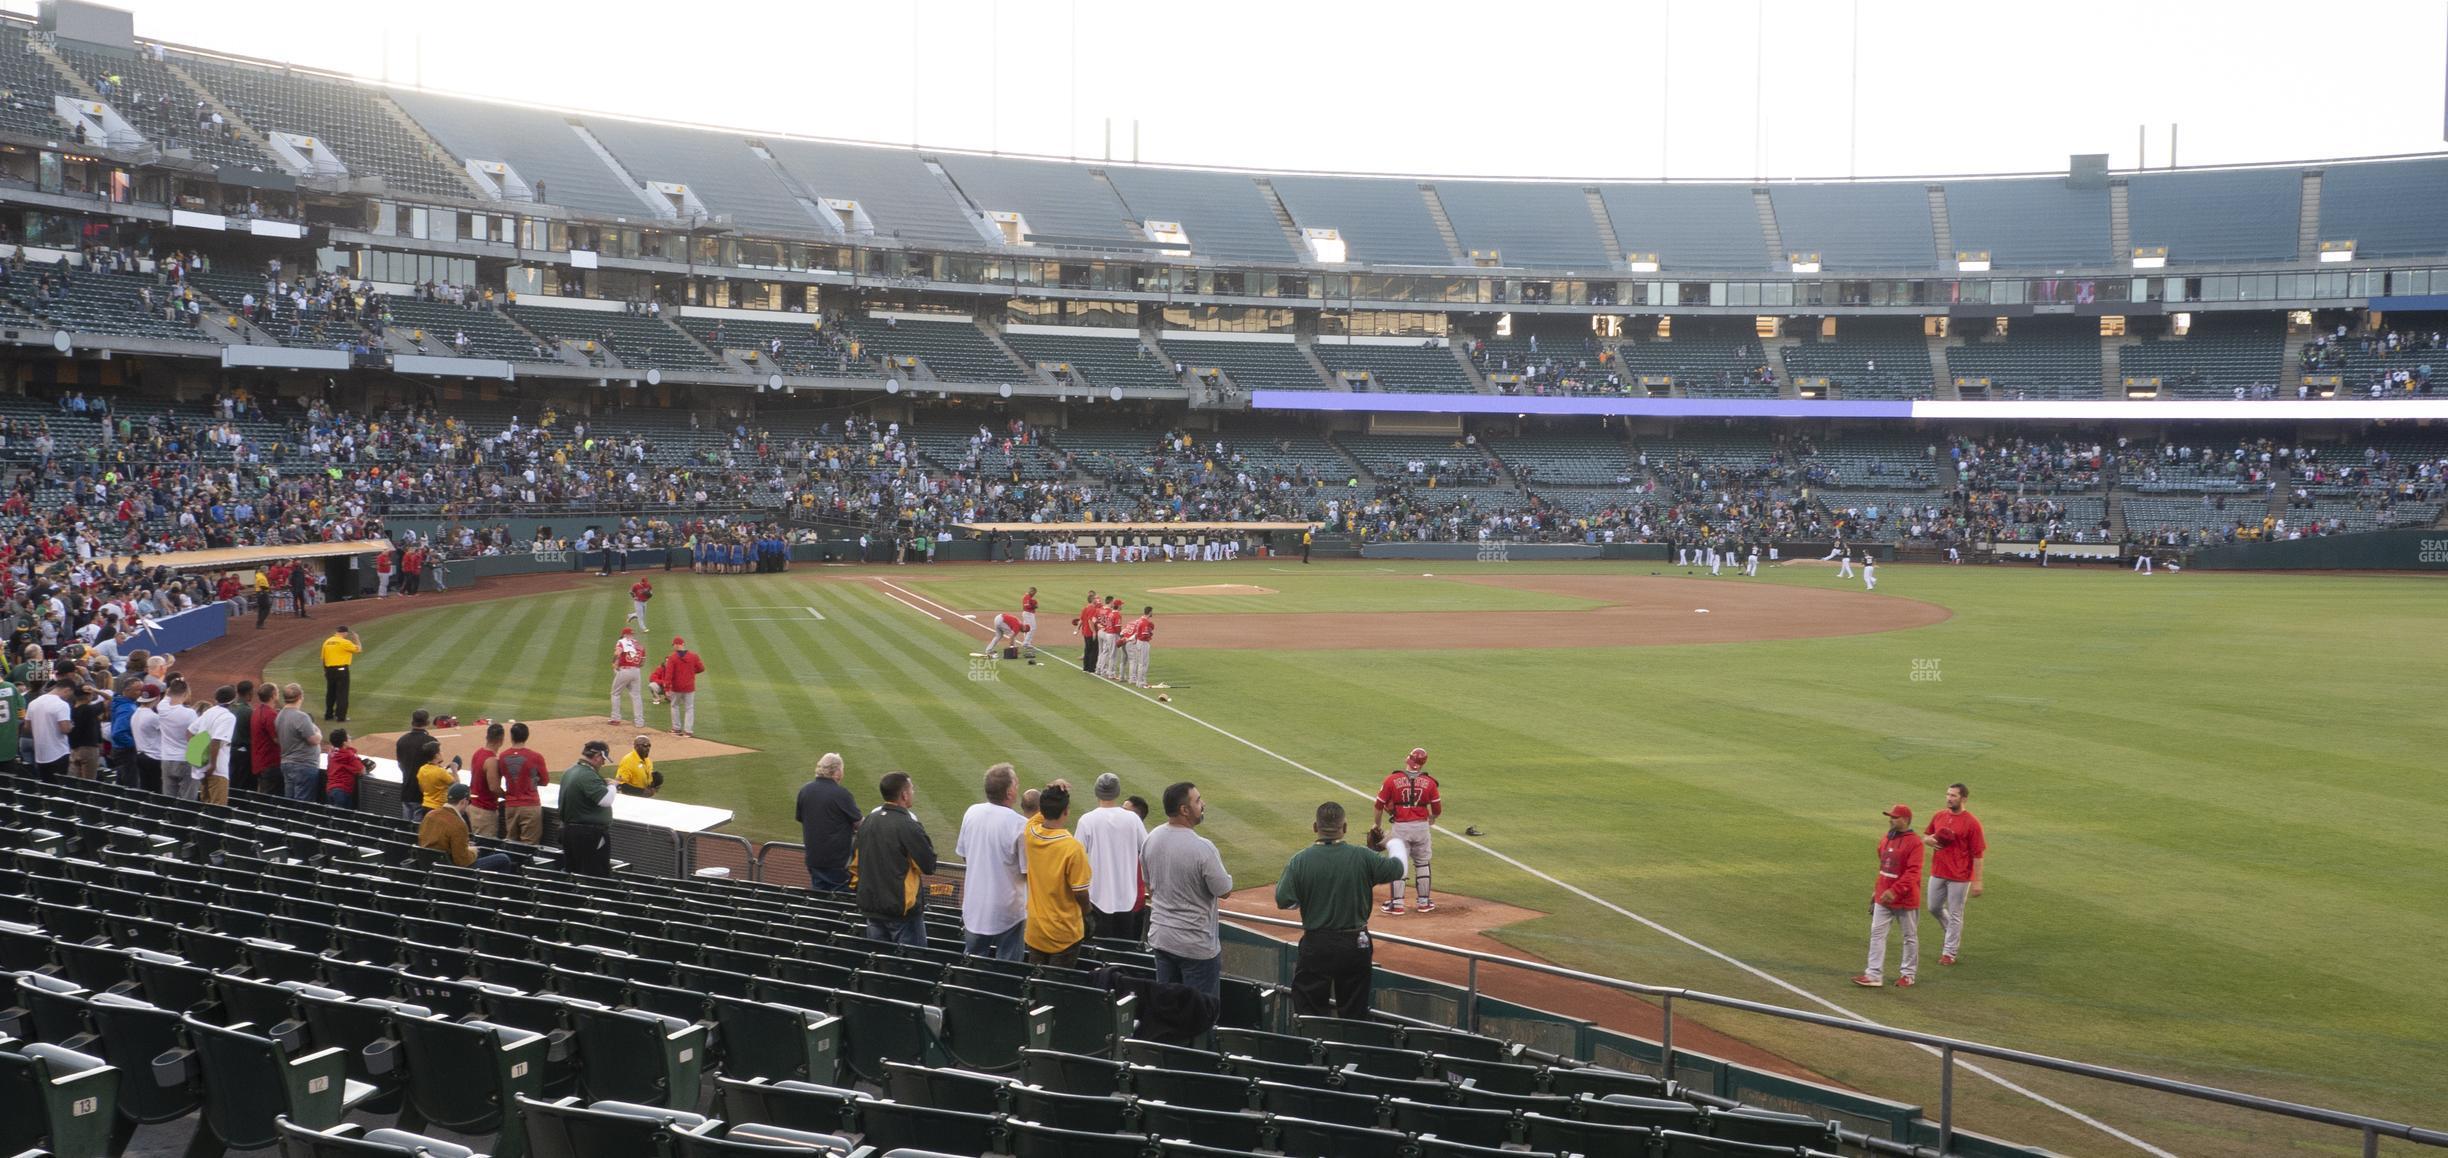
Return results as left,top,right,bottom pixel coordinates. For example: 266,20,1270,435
1745,543,1761,576
1863,558,1878,591
609,627,646,726
2132,549,2153,575
1837,550,1856,579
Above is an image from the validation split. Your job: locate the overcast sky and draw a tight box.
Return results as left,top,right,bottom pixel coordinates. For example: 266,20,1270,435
27,0,2448,180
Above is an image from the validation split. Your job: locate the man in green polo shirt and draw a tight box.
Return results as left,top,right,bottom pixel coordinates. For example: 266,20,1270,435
1274,801,1404,1017
557,740,615,876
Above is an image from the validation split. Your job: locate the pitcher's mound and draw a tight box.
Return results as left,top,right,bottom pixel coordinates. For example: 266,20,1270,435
362,716,757,768
1149,584,1278,596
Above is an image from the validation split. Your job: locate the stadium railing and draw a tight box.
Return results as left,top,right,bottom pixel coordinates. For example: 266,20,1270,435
1216,909,2448,1158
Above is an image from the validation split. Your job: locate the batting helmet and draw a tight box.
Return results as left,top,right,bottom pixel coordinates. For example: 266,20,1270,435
1406,747,1429,771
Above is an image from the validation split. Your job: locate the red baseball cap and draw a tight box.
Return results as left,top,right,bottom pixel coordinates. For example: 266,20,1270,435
672,636,686,647
620,627,634,635
1883,804,1913,821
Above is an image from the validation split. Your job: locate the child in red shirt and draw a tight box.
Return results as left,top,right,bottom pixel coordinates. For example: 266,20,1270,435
323,730,364,811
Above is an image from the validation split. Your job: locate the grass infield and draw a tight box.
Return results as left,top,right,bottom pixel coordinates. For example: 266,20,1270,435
269,559,2448,1155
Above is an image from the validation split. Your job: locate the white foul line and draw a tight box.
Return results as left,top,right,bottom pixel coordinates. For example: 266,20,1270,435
858,575,2172,1156
863,579,941,620
802,606,826,621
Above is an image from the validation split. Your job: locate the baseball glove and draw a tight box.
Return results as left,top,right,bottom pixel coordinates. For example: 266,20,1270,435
1365,825,1387,852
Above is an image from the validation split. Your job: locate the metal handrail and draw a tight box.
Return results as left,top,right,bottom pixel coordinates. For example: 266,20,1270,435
1219,908,2446,1156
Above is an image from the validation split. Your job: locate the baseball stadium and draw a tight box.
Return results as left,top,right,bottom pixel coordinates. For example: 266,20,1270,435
0,3,2444,1157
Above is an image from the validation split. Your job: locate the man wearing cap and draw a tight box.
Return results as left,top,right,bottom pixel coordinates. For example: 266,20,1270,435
1075,772,1150,943
420,782,516,872
609,627,646,727
319,625,361,721
629,577,653,632
1275,801,1405,1016
1924,783,1987,966
558,740,615,876
1854,804,1926,989
1372,747,1443,914
652,637,705,737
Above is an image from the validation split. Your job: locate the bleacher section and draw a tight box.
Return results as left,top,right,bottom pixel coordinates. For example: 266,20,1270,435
1941,177,2111,268
2124,168,2301,263
1211,427,1359,481
390,91,656,221
3,267,211,343
1945,322,2105,400
383,297,542,362
1163,338,1327,391
1334,434,1504,484
0,770,1856,1158
1434,181,1614,268
2122,493,2263,536
675,315,859,377
2317,158,2448,259
1102,166,1301,263
1312,342,1475,393
1782,321,1936,399
1614,320,1773,398
1597,184,1770,271
1769,183,1937,269
2118,316,2286,398
939,155,1137,246
1005,331,1179,392
188,269,373,349
846,315,1025,384
764,138,987,250
581,119,821,239
508,305,722,372
175,54,469,199
59,44,270,168
1270,176,1453,266
1490,434,1638,485
909,425,1066,480
0,25,72,142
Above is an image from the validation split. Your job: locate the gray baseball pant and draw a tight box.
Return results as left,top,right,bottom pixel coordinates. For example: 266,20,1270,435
611,668,643,725
1927,878,1971,958
1865,904,1918,982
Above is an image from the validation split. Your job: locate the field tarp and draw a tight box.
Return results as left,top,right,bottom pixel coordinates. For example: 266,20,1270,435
2189,527,2448,570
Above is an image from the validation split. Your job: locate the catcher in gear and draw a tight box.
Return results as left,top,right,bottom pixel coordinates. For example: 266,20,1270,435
1374,747,1442,914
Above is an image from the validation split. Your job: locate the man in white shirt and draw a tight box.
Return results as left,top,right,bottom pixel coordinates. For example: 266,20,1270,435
1075,773,1150,943
153,679,199,802
952,763,1028,961
190,685,238,806
25,677,74,780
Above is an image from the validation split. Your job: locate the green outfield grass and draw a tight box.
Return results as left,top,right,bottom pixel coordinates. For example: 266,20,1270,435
266,560,2448,1156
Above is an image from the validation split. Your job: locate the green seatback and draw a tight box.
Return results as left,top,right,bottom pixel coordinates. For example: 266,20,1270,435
933,984,1049,1074
0,1039,121,1158
708,996,840,1084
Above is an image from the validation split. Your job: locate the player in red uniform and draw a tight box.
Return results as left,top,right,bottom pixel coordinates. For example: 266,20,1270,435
1855,804,1926,988
629,577,654,632
986,612,1029,657
1096,598,1125,680
609,627,646,726
1019,587,1039,654
652,637,706,737
1122,607,1155,687
1924,783,1987,965
1073,590,1101,675
1372,747,1443,914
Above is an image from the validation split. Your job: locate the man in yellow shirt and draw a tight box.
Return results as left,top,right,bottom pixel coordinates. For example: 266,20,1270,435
1021,783,1093,968
252,567,273,630
413,736,455,817
615,734,661,796
319,626,362,722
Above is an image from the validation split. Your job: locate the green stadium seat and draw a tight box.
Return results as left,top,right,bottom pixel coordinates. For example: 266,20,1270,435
856,969,942,1006
518,1094,700,1158
932,985,1050,1074
1388,1096,1516,1148
1213,1027,1318,1067
290,990,419,1114
10,972,93,1047
1006,1119,1154,1158
1130,1064,1254,1112
123,950,216,1017
1428,1052,1542,1094
1007,1082,1135,1134
78,993,199,1131
882,1059,1008,1114
1019,1048,1127,1096
833,990,943,1083
1705,1106,1839,1149
1416,1140,1561,1158
1215,978,1280,1032
548,967,631,1008
1254,1077,1379,1123
1331,1066,1451,1102
852,1099,1003,1157
208,974,319,1047
709,995,841,1084
181,1010,380,1154
1294,1014,1404,1048
1659,1127,1825,1157
274,1116,480,1158
1132,1100,1268,1153
0,1038,118,1158
1401,1026,1510,1063
1267,1114,1410,1158
1122,1038,1224,1071
672,1121,859,1155
570,1004,709,1108
389,1015,547,1158
1320,1039,1431,1079
49,940,132,994
1580,1092,1706,1131
712,1076,867,1136
1028,980,1132,1059
1545,1064,1674,1100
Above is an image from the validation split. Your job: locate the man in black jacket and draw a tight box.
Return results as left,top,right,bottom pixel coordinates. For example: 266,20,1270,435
851,771,937,947
794,752,859,893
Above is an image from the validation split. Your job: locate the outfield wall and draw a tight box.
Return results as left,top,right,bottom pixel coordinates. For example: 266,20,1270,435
2189,528,2448,570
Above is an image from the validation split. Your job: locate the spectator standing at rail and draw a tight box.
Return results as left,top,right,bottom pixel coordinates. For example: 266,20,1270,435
1021,782,1094,968
1144,780,1232,1001
1274,801,1404,1016
852,771,938,947
557,740,616,876
795,752,860,892
955,763,1028,960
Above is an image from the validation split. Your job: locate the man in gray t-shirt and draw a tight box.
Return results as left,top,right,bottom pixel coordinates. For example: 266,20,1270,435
1142,781,1234,1001
275,682,324,803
